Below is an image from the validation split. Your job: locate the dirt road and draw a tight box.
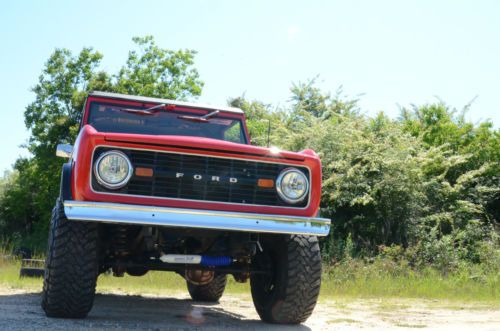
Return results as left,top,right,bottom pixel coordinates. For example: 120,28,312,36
0,289,498,330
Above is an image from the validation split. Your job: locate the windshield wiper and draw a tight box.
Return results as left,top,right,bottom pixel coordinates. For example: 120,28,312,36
119,103,166,116
177,110,220,123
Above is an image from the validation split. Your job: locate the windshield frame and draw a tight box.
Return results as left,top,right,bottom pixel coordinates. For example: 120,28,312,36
81,96,250,144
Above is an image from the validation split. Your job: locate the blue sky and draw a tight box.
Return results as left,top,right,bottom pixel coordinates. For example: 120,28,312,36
1,0,499,173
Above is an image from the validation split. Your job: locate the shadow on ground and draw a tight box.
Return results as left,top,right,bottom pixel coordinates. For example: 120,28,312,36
0,292,311,331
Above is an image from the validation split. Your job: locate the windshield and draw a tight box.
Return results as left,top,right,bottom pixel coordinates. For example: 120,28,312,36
87,102,247,144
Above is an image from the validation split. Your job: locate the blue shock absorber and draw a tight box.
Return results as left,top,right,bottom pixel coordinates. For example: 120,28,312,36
200,256,232,266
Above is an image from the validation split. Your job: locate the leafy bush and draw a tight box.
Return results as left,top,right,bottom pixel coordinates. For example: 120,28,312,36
242,79,499,269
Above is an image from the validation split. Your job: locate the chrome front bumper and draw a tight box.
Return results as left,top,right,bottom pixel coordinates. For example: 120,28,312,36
63,201,330,236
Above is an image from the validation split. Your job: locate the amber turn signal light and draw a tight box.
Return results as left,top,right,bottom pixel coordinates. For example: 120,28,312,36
257,178,274,188
135,167,153,177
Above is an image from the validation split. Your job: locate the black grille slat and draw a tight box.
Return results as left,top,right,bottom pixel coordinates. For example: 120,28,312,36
93,148,309,208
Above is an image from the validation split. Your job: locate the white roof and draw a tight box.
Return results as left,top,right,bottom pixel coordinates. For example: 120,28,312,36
89,91,244,114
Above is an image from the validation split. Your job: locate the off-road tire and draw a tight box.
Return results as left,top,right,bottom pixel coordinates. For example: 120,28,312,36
41,198,99,318
187,273,227,302
250,235,322,324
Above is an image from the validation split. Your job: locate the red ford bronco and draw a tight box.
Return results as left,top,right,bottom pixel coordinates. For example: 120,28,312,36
42,91,330,324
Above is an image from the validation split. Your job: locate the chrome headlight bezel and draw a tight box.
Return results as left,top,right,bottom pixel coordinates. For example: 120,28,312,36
94,150,133,190
276,167,309,204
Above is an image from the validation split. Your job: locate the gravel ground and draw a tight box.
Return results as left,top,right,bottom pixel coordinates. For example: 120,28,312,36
0,289,498,330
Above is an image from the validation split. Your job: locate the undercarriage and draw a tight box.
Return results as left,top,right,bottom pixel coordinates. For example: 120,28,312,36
100,224,267,284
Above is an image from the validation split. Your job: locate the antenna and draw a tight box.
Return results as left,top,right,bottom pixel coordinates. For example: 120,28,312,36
267,119,271,148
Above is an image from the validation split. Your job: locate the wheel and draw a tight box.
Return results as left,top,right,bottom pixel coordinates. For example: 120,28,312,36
250,234,322,324
41,198,99,318
187,273,227,302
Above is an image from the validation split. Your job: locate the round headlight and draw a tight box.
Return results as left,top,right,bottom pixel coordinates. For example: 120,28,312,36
94,150,133,189
276,168,309,204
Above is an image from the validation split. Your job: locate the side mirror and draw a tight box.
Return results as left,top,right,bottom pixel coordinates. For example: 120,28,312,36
56,144,73,158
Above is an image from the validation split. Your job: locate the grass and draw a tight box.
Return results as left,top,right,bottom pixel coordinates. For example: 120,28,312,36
0,259,42,291
320,259,499,304
97,270,250,296
0,256,250,296
320,271,498,303
1,255,498,306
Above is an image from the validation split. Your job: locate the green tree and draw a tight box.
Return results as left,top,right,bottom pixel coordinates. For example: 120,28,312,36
228,96,288,147
290,78,360,120
0,36,203,248
114,36,203,99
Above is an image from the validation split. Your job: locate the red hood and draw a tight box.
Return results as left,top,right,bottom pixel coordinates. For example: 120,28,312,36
102,130,308,161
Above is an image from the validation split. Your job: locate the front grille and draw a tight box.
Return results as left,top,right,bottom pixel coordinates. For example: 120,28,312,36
92,147,309,208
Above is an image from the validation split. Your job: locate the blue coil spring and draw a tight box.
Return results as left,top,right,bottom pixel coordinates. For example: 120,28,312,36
200,256,232,266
